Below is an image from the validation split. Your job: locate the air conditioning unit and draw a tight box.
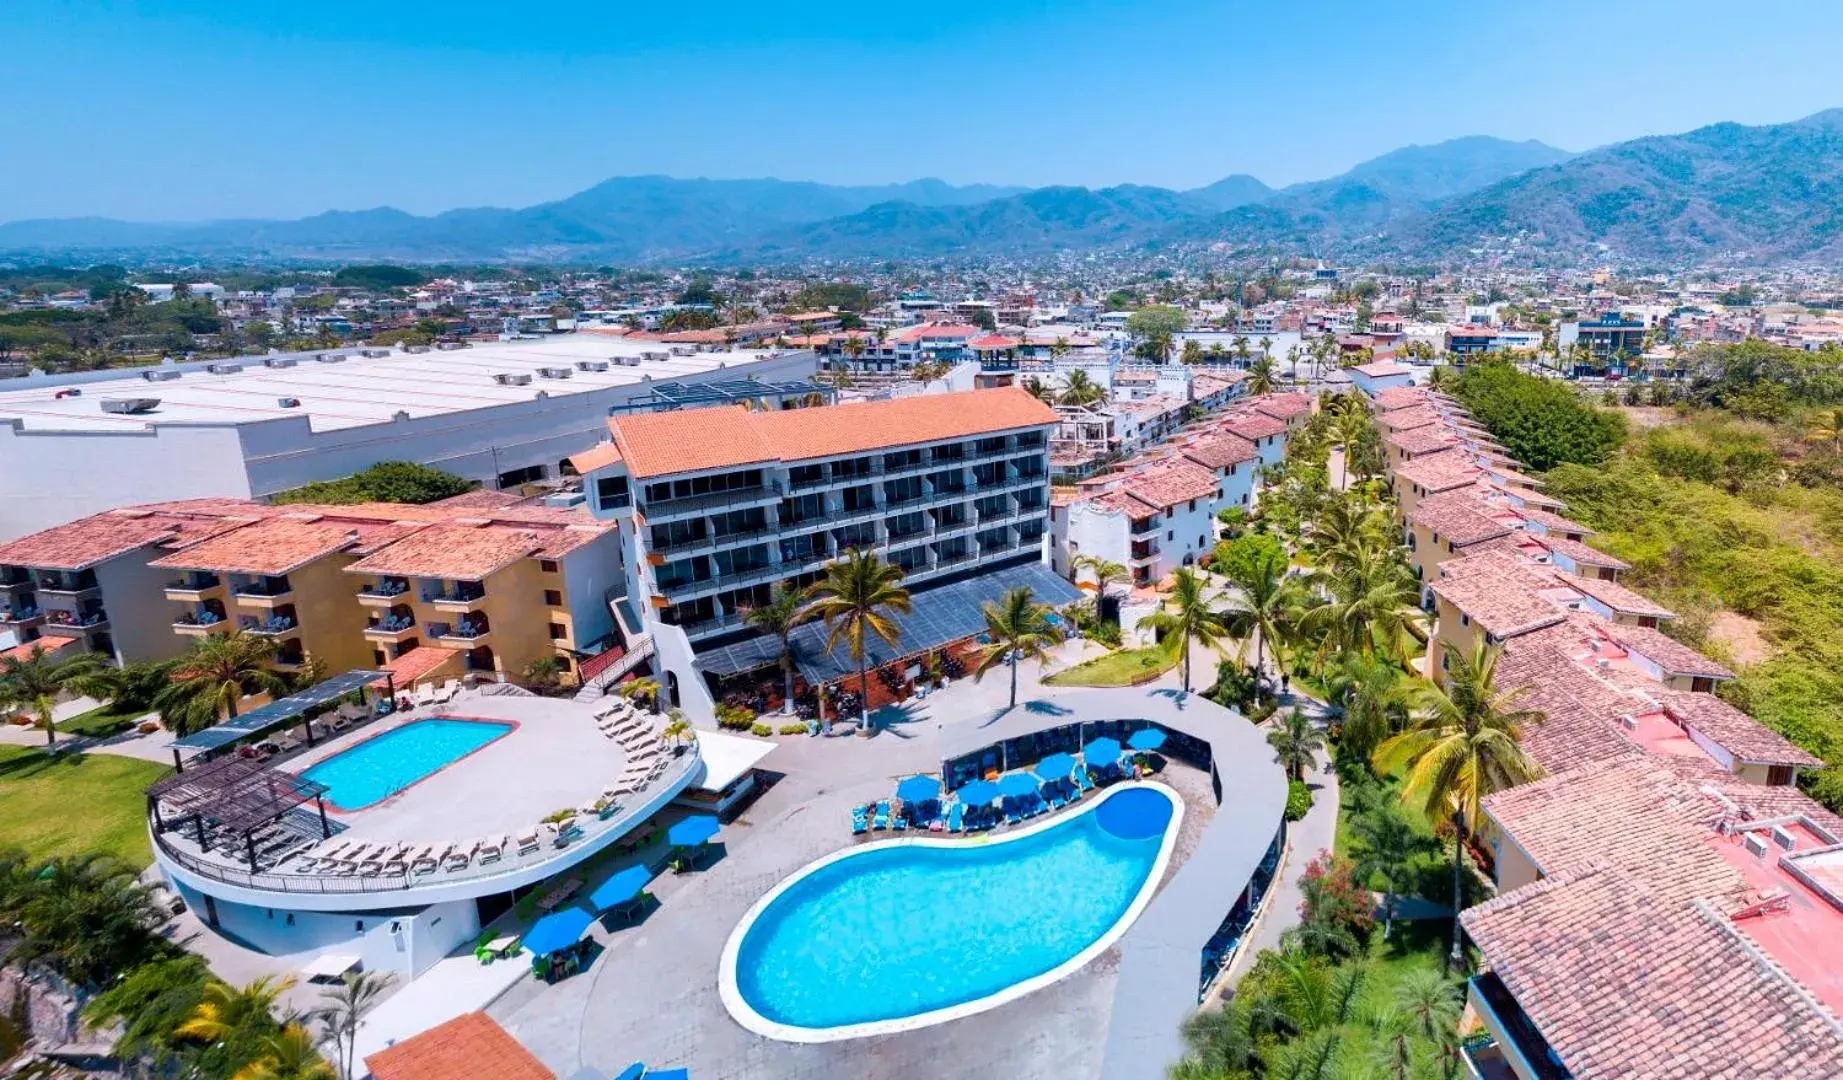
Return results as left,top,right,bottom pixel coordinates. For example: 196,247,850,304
206,362,243,375
317,353,346,364
669,345,695,357
542,491,587,509
576,360,611,372
101,398,161,415
618,355,642,367
1743,833,1770,859
641,350,668,362
493,373,533,386
537,367,574,379
1619,714,1638,731
264,356,298,369
1772,825,1798,850
142,369,181,382
361,349,391,358
277,397,302,409
404,344,432,354
436,341,471,351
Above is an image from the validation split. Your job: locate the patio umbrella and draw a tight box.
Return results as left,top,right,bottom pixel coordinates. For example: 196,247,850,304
1082,737,1122,766
956,779,1000,805
648,1071,690,1080
587,864,654,913
895,774,942,803
667,814,721,848
609,1066,645,1080
522,903,596,958
1128,728,1167,752
997,772,1040,797
1033,752,1077,781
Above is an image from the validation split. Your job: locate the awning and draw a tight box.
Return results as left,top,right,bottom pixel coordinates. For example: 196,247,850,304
694,561,1083,683
689,730,776,794
1083,737,1122,766
300,952,360,982
171,670,384,753
895,775,942,802
377,646,459,687
1034,752,1077,781
997,773,1040,797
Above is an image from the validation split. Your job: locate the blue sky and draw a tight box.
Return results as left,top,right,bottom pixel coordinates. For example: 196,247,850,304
7,0,1843,221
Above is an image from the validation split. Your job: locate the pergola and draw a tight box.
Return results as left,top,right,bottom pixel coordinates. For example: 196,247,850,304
167,669,391,770
149,755,332,869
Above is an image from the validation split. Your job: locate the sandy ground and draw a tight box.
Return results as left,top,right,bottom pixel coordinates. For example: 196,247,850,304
1709,610,1773,665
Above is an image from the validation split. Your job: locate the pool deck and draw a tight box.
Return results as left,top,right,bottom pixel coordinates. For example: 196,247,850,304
493,684,1283,1080
284,693,629,846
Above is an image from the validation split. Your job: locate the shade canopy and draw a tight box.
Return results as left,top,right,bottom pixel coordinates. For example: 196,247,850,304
647,1070,690,1080
1128,728,1168,751
1034,752,1077,781
171,670,383,753
956,779,1000,805
895,775,942,803
587,864,654,912
667,814,721,848
610,1066,645,1080
522,904,596,958
997,772,1040,797
1083,737,1122,765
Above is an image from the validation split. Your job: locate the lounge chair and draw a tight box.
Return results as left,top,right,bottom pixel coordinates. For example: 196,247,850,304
411,845,446,875
413,683,438,708
1074,769,1095,793
444,842,477,872
872,801,891,830
1049,790,1066,811
435,679,460,703
276,732,302,753
516,830,540,855
379,844,411,875
851,806,869,835
893,809,908,832
477,836,506,864
947,803,965,833
1003,798,1022,826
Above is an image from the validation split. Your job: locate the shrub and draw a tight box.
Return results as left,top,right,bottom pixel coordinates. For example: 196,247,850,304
1285,780,1313,821
777,722,807,735
749,722,774,737
1089,620,1123,648
271,461,474,505
714,702,755,730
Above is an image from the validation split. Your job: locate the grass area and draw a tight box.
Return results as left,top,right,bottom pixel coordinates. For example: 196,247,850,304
1041,645,1176,687
0,745,170,865
57,700,152,738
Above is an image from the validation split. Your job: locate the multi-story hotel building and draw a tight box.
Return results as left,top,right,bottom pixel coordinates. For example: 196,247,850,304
570,387,1064,714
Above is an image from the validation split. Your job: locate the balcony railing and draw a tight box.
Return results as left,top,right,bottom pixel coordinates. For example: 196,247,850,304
174,611,227,630
232,578,293,599
166,573,222,594
356,579,410,600
239,615,297,637
35,575,99,596
424,583,486,606
642,480,784,521
0,607,43,625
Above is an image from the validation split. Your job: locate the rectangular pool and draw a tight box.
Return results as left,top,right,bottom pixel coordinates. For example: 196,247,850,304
301,717,513,811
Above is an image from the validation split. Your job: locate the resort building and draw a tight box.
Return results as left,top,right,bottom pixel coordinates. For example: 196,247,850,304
0,335,819,540
1051,458,1223,586
570,387,1063,718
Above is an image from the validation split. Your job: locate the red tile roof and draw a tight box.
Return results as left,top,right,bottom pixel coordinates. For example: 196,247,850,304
342,523,547,581
1602,622,1733,680
1351,359,1412,377
1410,492,1514,547
1393,453,1480,493
0,508,255,571
1657,689,1823,767
1216,412,1286,441
1430,566,1567,640
1120,459,1219,509
364,1012,554,1080
147,516,363,576
1568,573,1675,619
1252,392,1313,419
1380,407,1441,431
1372,386,1430,412
1534,533,1630,570
1180,432,1259,471
1387,427,1459,456
602,387,1057,479
567,441,623,475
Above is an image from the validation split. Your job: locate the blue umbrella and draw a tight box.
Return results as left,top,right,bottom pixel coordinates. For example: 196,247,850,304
997,772,1040,797
667,814,721,848
1128,728,1167,751
1083,737,1122,765
956,779,1000,805
523,903,596,957
587,864,654,913
610,1066,645,1080
895,774,942,803
648,1071,690,1080
1034,752,1077,781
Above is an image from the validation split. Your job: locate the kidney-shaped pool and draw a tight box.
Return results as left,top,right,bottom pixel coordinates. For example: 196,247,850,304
719,782,1182,1042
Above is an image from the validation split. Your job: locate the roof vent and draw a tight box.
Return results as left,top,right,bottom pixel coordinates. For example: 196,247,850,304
317,353,346,364
576,360,611,372
1743,832,1770,859
265,356,298,369
101,398,161,415
404,344,432,354
1772,825,1798,850
493,373,533,386
277,397,302,409
361,349,391,359
1619,714,1638,731
142,369,181,382
206,362,244,375
537,366,574,379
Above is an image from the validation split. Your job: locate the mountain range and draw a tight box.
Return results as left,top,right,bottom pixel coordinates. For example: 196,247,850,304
5,111,1842,266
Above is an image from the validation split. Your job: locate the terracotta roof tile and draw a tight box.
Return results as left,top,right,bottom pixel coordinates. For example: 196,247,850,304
1373,386,1431,412
365,1012,554,1080
1568,574,1676,619
1252,392,1313,419
1387,427,1460,456
1179,432,1259,471
1394,453,1480,493
1216,411,1286,441
0,508,252,571
1410,492,1515,547
1534,533,1630,570
1602,623,1733,679
147,517,363,576
343,523,544,581
1657,689,1823,767
1430,567,1567,640
1120,459,1219,509
1380,407,1441,431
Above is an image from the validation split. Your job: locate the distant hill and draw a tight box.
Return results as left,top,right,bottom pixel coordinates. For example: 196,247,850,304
1183,174,1275,212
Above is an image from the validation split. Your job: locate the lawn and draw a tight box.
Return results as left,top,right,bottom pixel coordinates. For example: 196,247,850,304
57,700,154,738
0,745,170,866
1041,645,1177,687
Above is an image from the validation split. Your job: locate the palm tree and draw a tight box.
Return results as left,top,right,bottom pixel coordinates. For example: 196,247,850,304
234,1022,334,1080
1217,543,1293,703
1059,368,1106,407
971,586,1056,709
155,631,288,734
0,649,110,750
16,853,161,989
617,676,661,713
1265,708,1324,781
314,970,393,1080
1136,567,1231,694
1247,353,1278,395
661,710,695,749
1303,542,1424,663
177,975,293,1046
1331,401,1374,490
1806,407,1843,453
1050,336,1070,360
743,585,809,714
1071,554,1127,619
800,549,911,735
1392,968,1462,1042
1324,652,1410,763
1022,375,1054,403
1374,643,1542,968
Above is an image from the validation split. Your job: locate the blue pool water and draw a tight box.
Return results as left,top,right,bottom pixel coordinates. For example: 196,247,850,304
731,784,1176,1032
301,718,512,810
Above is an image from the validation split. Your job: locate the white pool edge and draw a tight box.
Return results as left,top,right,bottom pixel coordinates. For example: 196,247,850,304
717,780,1186,1043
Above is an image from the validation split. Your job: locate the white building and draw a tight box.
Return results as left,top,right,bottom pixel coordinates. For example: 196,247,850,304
1052,458,1224,587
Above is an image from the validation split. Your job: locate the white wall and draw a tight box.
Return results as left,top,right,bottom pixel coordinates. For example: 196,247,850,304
96,550,190,664
0,422,253,541
1150,497,1215,580
1062,501,1132,581
169,883,480,979
559,530,622,651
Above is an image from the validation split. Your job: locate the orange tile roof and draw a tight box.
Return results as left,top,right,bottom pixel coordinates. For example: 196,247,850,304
1216,412,1286,441
1601,622,1732,679
375,644,460,686
1657,689,1822,767
343,523,544,581
1386,427,1459,456
0,508,253,571
364,1012,554,1080
567,441,623,475
1380,406,1441,431
603,387,1057,479
1410,491,1514,547
0,636,81,664
1372,386,1430,412
1429,567,1566,640
147,516,363,576
1120,459,1219,509
1180,432,1259,471
1568,573,1675,619
1393,453,1480,492
1252,392,1313,419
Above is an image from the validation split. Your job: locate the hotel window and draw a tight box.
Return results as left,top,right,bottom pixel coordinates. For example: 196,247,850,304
548,623,566,640
540,560,558,573
596,475,631,509
544,590,562,606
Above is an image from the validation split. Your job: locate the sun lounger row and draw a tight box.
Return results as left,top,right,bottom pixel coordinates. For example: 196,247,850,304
411,680,462,709
292,833,512,876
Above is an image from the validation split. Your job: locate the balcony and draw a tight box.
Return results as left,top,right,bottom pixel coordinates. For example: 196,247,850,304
239,612,298,637
164,573,223,602
0,605,43,627
272,645,306,670
355,578,411,605
423,582,486,610
429,617,491,646
0,571,33,593
231,577,293,605
642,480,784,523
173,611,229,635
41,608,109,636
35,573,100,599
1467,973,1572,1080
364,612,417,641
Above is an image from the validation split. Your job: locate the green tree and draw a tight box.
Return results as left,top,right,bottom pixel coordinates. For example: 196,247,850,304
1136,567,1231,693
1217,541,1295,703
314,970,394,1080
235,1023,335,1080
16,853,163,990
1071,554,1127,619
743,585,810,714
1447,359,1626,470
155,631,289,732
1266,708,1325,781
1059,368,1106,407
0,648,111,749
85,955,214,1078
1247,353,1278,395
800,549,911,735
1324,652,1410,764
971,586,1057,709
1125,304,1186,362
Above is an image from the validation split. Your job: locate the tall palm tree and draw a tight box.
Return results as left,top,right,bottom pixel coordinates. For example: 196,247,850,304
233,1023,334,1080
1059,368,1106,407
177,975,294,1046
1303,542,1424,663
1392,968,1462,1042
1071,554,1127,619
1324,651,1410,763
1247,353,1278,395
1374,643,1542,968
314,970,393,1080
971,586,1056,709
155,631,288,734
1136,567,1231,694
1805,407,1843,453
1265,708,1324,781
743,585,809,714
0,649,110,750
1022,375,1054,404
800,549,911,735
1217,543,1294,702
1331,401,1374,490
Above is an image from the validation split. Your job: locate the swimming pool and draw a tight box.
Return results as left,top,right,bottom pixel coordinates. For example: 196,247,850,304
300,717,513,811
720,782,1182,1042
